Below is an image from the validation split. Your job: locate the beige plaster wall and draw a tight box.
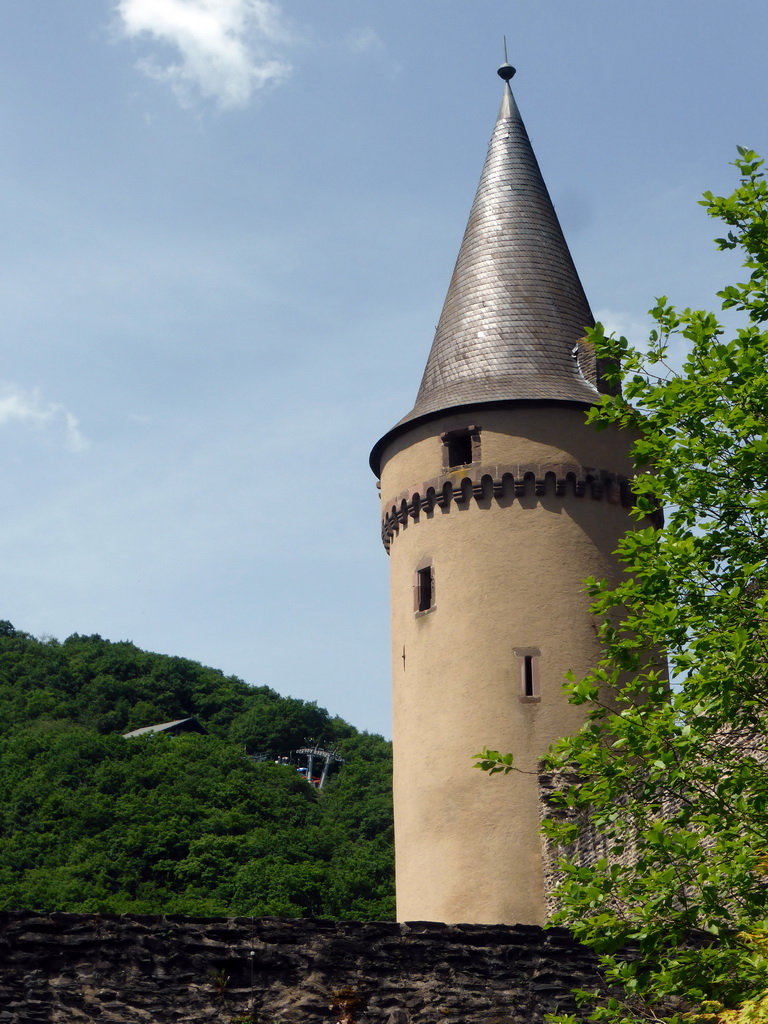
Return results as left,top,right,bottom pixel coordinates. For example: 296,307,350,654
378,405,636,926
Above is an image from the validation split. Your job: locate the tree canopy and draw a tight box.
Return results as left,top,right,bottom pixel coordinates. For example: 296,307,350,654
478,148,768,1024
0,624,394,919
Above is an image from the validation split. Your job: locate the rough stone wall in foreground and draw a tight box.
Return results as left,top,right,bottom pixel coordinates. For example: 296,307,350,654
0,912,599,1023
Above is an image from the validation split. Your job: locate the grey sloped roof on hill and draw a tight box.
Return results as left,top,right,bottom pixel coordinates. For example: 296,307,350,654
123,717,207,739
370,73,606,475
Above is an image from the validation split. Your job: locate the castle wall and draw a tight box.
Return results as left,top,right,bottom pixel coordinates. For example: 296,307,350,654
0,912,600,1023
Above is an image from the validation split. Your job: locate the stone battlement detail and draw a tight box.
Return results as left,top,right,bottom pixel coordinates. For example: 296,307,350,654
381,464,633,550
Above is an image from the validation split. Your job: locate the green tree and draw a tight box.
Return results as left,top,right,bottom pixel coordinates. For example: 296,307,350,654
0,627,394,919
478,149,768,1024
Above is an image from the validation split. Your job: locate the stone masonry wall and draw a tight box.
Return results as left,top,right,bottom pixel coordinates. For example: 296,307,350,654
0,912,600,1024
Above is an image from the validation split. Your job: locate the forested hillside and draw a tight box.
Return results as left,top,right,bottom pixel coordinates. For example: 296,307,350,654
0,621,394,920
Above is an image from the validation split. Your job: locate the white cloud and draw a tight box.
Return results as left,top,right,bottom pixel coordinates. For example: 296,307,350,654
345,27,384,54
0,382,88,453
115,0,291,109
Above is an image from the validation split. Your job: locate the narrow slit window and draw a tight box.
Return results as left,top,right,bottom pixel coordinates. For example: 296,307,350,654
417,567,432,611
523,656,534,697
414,562,435,615
514,648,541,702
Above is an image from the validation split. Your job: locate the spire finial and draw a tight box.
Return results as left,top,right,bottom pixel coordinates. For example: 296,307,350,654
497,35,516,82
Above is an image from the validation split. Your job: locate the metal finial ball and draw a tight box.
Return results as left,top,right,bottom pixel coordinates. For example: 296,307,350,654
497,62,516,82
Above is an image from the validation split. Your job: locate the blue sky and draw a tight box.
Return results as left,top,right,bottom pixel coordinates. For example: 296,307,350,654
1,1,766,739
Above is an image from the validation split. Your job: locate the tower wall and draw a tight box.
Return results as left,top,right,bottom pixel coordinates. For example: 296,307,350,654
378,405,635,925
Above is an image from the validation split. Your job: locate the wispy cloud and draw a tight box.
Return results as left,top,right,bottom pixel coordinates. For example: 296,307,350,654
344,28,384,55
0,382,88,453
115,0,291,109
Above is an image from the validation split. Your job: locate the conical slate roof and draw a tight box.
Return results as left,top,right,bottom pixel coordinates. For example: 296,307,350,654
370,71,605,475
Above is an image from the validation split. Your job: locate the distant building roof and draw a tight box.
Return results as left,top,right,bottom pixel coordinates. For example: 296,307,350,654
123,716,208,738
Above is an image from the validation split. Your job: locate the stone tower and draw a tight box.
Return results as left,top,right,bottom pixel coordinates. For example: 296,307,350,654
369,64,637,926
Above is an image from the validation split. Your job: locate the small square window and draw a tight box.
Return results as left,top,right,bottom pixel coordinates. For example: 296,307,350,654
441,426,480,469
447,433,473,467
